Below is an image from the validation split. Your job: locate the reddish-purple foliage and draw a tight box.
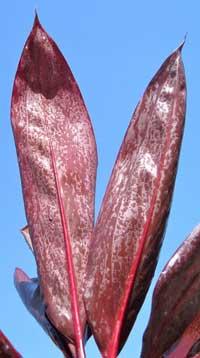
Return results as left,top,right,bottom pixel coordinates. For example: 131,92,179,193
9,13,197,358
11,14,97,358
0,330,21,358
141,224,200,358
84,44,186,357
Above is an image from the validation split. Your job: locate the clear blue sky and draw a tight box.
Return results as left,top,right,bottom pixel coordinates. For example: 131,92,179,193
1,1,200,357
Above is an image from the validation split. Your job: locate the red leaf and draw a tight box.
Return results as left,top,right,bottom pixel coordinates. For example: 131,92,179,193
0,330,21,358
11,14,97,358
141,224,200,358
84,44,186,357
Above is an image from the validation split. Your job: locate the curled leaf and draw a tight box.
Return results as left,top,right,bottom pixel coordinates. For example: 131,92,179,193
0,330,21,358
21,225,33,252
15,228,91,357
141,224,200,358
84,44,186,357
11,14,97,357
14,267,76,358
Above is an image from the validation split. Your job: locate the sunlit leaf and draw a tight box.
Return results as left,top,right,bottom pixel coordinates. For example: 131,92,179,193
11,14,97,357
84,43,186,357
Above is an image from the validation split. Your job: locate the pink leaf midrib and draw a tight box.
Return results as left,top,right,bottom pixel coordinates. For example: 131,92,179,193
46,120,85,358
106,51,182,358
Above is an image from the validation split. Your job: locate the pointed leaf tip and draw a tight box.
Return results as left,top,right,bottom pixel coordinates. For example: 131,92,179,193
84,44,186,357
33,11,41,28
184,32,188,43
11,12,97,357
178,36,186,52
174,35,187,55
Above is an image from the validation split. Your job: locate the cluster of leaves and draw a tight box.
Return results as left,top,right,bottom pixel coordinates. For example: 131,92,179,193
2,14,200,358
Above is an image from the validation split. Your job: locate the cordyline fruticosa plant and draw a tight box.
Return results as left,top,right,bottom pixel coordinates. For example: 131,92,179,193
4,13,199,358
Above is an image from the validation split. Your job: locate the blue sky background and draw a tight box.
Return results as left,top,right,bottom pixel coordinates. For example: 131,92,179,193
0,1,200,357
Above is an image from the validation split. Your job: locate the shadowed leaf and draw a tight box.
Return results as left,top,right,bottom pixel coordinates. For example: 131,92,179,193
15,229,92,356
84,44,186,357
187,338,200,358
14,268,77,358
141,224,200,358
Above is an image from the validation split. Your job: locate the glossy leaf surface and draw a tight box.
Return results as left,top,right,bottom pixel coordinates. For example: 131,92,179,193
84,45,186,357
0,330,21,358
11,15,97,357
141,224,200,358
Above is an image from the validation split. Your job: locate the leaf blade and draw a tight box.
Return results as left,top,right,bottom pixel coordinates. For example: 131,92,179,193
11,14,97,357
14,267,76,358
16,226,92,356
141,224,200,358
84,44,186,357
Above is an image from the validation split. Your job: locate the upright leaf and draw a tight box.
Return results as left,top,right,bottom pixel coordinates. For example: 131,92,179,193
141,224,200,358
84,44,186,357
11,15,97,357
0,330,21,358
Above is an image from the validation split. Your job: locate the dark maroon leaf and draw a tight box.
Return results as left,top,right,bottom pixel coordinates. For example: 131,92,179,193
84,44,186,357
11,14,97,358
0,330,21,358
163,314,200,358
141,224,200,358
